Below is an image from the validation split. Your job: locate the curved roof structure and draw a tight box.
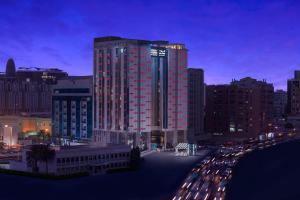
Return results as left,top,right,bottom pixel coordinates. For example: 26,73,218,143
5,58,16,77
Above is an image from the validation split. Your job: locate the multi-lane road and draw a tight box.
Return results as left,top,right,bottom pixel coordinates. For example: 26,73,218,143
172,132,298,200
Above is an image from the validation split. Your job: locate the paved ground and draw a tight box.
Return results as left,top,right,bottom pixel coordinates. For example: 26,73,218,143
0,151,208,200
226,139,300,200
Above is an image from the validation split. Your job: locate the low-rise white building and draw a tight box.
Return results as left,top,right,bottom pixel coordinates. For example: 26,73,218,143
10,144,131,175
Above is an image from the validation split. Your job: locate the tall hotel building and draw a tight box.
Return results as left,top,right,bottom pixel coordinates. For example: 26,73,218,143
93,37,188,149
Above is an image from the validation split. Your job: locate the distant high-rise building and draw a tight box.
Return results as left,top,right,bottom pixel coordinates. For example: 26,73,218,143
52,76,93,140
187,68,205,143
93,36,188,149
274,90,287,123
0,58,68,116
205,77,274,139
287,71,300,116
294,70,300,79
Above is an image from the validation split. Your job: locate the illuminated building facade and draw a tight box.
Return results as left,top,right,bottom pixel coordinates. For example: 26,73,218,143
0,116,51,146
52,76,93,140
93,37,188,149
205,77,274,139
0,58,68,116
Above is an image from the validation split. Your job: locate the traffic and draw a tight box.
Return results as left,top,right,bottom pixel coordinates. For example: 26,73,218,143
172,132,298,200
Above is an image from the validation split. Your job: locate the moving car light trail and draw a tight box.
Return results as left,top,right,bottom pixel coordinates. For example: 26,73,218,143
172,132,297,200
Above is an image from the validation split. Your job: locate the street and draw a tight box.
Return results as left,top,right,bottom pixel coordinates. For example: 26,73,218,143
0,151,208,200
172,133,297,200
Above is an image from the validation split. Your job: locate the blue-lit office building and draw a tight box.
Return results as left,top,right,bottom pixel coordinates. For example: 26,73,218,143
52,76,93,140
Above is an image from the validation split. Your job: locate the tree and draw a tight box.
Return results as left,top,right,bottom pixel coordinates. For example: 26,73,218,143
53,133,62,146
68,134,75,146
0,142,5,151
37,130,50,144
28,144,56,174
39,130,45,143
130,147,141,169
28,145,42,173
40,145,55,174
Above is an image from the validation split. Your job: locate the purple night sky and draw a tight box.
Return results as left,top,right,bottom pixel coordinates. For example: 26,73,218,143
0,0,299,90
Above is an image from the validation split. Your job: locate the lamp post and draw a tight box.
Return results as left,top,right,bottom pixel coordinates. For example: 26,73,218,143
3,125,12,148
0,124,4,146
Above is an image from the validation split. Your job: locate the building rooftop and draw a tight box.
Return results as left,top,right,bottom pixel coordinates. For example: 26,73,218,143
6,58,16,77
59,75,93,80
231,77,273,87
17,67,66,73
187,68,204,72
94,36,170,45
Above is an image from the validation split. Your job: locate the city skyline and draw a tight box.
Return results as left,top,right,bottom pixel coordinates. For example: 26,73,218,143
1,1,300,199
1,0,300,90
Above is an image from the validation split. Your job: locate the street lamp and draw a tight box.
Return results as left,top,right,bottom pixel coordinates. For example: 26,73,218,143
3,125,12,148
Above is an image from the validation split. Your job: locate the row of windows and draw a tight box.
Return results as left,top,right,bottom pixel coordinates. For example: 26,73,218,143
57,162,128,174
56,152,130,164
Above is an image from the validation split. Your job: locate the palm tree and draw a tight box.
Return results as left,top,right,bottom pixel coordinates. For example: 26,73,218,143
0,142,5,151
28,145,43,173
40,145,55,174
130,147,141,169
28,144,55,174
52,133,62,146
39,130,46,143
69,134,76,146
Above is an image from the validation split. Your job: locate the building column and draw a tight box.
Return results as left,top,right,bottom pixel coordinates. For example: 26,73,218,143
164,131,167,150
184,131,188,143
135,132,141,148
147,132,151,150
116,132,120,144
173,131,178,148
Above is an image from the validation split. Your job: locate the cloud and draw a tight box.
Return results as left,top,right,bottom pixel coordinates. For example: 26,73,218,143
40,46,70,66
0,0,299,89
